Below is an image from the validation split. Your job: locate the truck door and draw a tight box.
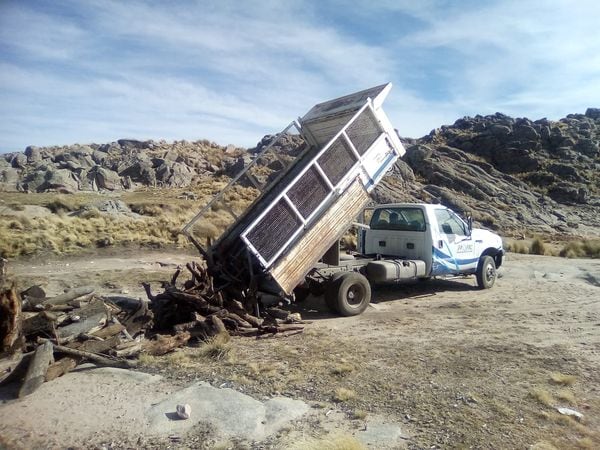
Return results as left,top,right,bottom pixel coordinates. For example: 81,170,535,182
432,208,478,275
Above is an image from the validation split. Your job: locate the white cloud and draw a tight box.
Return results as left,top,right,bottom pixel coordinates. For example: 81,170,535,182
1,0,599,152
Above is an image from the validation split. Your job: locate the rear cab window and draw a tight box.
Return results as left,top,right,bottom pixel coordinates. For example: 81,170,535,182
369,207,426,231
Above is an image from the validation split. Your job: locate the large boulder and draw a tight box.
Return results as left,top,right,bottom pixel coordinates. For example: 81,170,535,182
44,168,79,193
25,146,42,164
0,167,20,191
10,153,27,169
548,183,589,205
585,108,600,120
90,166,122,190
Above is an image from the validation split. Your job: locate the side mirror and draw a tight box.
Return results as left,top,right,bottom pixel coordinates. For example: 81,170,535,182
466,214,473,236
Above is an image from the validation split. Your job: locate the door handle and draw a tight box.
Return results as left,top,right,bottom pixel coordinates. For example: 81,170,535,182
438,240,444,248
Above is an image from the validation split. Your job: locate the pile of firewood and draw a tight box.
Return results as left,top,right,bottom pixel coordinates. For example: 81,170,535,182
143,261,305,340
0,260,304,398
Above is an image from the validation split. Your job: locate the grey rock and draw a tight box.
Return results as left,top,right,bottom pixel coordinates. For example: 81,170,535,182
25,146,41,164
489,124,512,137
575,138,598,157
547,163,582,181
0,167,20,191
44,168,79,193
11,153,27,169
118,139,149,149
91,166,122,191
585,108,600,120
145,382,308,441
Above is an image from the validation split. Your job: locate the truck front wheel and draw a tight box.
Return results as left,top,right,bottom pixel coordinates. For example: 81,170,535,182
325,272,371,316
476,255,497,289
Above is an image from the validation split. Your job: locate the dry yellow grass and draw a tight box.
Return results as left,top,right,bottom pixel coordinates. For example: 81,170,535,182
196,332,233,361
334,387,357,402
291,434,365,450
550,372,577,386
556,389,576,404
0,182,258,258
331,362,355,376
530,388,554,407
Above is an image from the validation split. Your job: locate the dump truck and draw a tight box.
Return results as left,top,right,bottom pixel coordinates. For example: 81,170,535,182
183,83,503,316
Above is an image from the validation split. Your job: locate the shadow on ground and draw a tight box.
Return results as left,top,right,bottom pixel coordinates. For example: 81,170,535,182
289,277,477,320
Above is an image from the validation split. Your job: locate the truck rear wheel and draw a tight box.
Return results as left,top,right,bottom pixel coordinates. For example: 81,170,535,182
476,255,497,289
325,272,371,316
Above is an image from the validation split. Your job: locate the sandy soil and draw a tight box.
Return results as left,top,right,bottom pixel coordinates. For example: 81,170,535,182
1,250,599,449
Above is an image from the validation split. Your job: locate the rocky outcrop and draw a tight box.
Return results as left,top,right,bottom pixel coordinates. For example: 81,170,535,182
1,109,598,237
0,139,245,193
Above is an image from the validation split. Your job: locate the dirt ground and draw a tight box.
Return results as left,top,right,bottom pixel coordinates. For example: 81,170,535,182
2,250,599,449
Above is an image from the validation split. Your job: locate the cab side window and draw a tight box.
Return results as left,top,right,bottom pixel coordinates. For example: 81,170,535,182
435,209,466,236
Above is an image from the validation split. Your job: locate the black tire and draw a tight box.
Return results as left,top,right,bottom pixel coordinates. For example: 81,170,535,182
476,255,497,289
328,272,371,316
324,272,345,314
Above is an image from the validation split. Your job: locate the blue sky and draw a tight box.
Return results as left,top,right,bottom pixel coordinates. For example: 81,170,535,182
1,0,599,153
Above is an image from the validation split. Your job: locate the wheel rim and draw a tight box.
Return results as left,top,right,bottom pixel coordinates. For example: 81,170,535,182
485,263,495,283
346,284,365,307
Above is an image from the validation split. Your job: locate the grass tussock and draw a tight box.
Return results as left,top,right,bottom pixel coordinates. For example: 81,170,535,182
530,236,547,255
352,410,368,420
550,372,577,386
334,387,357,402
197,333,233,361
556,389,576,404
506,240,529,254
530,388,554,407
331,362,355,376
292,434,366,450
559,239,600,258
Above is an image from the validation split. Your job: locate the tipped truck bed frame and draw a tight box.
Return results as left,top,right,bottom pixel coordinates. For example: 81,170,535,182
183,83,405,309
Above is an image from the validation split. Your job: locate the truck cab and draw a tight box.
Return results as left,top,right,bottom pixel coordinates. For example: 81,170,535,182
361,203,504,279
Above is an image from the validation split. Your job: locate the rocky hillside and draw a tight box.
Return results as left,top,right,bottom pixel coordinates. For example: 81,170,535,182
1,109,599,238
375,108,600,237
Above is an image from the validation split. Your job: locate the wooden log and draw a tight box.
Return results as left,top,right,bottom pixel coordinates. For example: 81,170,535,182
142,332,191,356
45,357,78,381
75,335,122,354
20,285,46,300
225,313,252,328
256,329,304,339
22,311,58,337
224,299,263,327
111,342,144,358
41,286,95,306
173,320,200,333
209,316,227,335
141,282,157,301
186,262,204,285
266,307,290,320
43,340,138,369
120,300,152,336
0,352,33,386
1,284,24,354
18,340,54,397
92,322,125,339
171,267,182,286
57,300,108,342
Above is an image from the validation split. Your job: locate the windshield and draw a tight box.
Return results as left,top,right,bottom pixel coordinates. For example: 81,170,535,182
369,207,426,231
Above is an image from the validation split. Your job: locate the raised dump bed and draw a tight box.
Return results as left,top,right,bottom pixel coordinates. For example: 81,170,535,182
183,83,405,302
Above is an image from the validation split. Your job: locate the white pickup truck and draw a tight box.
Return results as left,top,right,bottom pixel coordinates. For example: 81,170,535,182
301,203,504,316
